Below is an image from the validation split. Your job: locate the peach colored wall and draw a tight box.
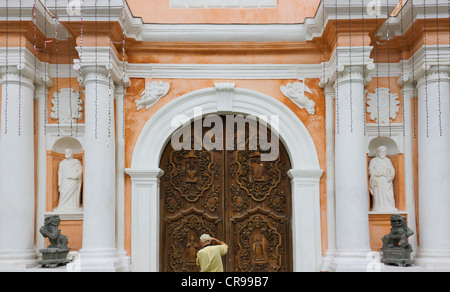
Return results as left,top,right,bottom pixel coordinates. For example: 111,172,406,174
123,78,327,256
125,42,323,65
127,0,321,24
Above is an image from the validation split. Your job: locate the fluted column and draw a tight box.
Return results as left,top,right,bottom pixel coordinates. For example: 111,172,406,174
0,70,37,270
415,64,450,269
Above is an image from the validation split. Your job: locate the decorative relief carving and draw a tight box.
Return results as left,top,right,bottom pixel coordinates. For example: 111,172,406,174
165,209,220,272
135,81,170,111
366,88,400,124
280,80,315,115
231,209,286,272
231,150,282,202
170,149,216,203
50,88,83,124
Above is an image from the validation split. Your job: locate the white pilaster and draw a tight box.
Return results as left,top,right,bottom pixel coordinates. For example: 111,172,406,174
288,169,323,272
0,71,37,270
321,83,337,270
414,64,450,270
126,169,164,272
398,74,418,254
115,82,131,270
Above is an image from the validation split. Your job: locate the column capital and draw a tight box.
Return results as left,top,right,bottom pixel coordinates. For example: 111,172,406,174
329,46,375,87
416,65,450,87
125,168,165,184
73,47,126,85
412,46,450,84
0,47,53,88
397,72,417,98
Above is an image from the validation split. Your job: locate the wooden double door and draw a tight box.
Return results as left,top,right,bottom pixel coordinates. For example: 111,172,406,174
159,117,293,272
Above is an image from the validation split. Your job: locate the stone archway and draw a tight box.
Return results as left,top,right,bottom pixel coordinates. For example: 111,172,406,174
126,83,323,272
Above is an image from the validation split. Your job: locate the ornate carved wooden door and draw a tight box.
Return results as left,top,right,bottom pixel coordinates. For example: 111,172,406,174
160,117,292,272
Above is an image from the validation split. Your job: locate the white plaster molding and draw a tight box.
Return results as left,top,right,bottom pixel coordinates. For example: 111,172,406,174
366,87,400,124
50,88,83,123
128,63,322,80
44,211,84,221
73,47,124,84
135,81,170,111
215,82,235,112
45,124,85,152
2,0,448,44
365,123,405,155
0,47,53,87
326,46,375,85
281,80,315,115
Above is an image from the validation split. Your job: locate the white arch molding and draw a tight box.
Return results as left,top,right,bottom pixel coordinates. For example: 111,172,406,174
125,84,324,272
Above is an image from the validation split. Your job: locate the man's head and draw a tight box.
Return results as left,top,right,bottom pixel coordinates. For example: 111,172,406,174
200,234,211,247
65,148,74,159
376,146,387,159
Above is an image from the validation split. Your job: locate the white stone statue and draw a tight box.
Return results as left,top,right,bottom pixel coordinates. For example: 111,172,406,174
369,146,397,212
135,81,170,111
54,149,83,213
280,80,315,115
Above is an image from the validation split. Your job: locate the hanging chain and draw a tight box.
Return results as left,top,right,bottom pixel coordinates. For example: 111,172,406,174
107,0,113,149
400,0,406,137
4,0,9,135
67,0,73,136
423,0,429,138
348,0,354,133
122,0,127,140
18,0,23,136
435,0,442,137
335,0,340,135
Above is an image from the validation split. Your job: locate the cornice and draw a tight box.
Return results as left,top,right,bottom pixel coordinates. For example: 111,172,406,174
0,47,53,86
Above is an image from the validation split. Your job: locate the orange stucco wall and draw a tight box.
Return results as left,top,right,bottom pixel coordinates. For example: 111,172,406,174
127,0,321,24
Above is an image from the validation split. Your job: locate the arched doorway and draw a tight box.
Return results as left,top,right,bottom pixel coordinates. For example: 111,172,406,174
126,84,323,272
159,116,293,272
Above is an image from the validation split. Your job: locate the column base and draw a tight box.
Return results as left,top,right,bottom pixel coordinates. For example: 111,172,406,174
78,248,131,272
322,249,375,272
414,249,450,271
0,249,38,271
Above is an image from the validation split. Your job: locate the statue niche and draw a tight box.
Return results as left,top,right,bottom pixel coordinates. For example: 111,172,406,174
369,146,397,212
53,148,83,213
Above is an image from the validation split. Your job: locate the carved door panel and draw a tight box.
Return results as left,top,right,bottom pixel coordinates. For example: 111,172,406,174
160,117,292,272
